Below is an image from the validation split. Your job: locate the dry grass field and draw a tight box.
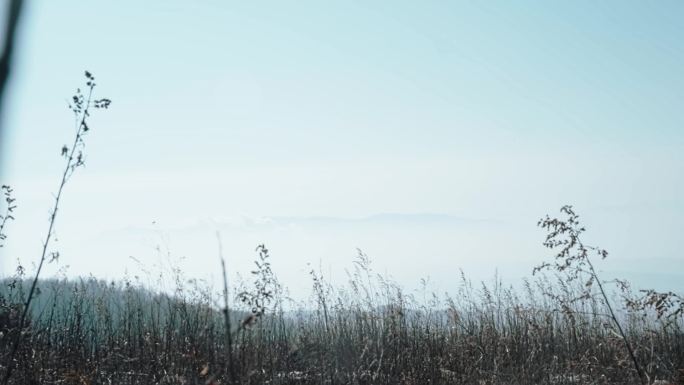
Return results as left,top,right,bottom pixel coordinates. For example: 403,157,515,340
0,247,682,385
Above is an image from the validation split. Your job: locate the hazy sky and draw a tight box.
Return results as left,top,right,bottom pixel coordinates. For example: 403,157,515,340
1,1,682,297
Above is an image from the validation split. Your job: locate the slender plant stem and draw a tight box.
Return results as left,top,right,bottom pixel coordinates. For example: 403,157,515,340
2,85,94,385
217,232,235,383
586,257,646,384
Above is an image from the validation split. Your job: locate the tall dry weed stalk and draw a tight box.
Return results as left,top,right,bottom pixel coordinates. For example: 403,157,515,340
216,232,235,382
535,205,646,384
1,72,110,385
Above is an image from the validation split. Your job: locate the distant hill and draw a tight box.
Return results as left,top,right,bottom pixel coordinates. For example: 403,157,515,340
0,277,250,330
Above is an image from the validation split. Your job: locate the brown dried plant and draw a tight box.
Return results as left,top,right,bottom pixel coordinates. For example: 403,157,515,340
535,205,647,384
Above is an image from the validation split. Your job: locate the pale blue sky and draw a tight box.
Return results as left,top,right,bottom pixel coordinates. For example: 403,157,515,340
1,1,682,296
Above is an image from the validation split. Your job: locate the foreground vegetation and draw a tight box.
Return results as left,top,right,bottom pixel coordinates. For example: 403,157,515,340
1,247,683,385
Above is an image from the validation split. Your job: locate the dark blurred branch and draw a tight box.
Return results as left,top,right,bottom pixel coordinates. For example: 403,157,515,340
0,0,24,156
